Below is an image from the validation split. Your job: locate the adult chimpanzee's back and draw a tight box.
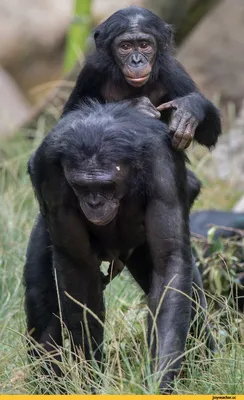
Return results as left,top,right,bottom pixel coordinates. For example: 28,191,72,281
24,101,211,393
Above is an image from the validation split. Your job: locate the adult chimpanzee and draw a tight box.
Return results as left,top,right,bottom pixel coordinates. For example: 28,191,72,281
63,6,221,151
24,101,212,393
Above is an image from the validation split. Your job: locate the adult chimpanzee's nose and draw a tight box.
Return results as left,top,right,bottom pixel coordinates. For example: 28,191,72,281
131,53,143,66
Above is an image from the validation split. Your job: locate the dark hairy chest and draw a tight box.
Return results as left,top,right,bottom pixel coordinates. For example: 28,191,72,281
101,80,167,107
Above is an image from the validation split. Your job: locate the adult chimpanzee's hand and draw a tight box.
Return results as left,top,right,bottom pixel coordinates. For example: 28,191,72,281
157,93,205,150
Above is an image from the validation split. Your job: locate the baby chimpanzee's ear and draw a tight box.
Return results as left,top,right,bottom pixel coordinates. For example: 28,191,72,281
93,21,106,49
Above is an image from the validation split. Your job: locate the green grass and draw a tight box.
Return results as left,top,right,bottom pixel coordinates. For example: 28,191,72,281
0,134,244,394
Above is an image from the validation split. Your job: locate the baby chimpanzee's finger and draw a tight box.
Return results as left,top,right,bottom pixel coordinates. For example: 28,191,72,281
157,100,177,111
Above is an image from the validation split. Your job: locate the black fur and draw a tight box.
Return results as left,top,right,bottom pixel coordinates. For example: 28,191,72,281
63,7,221,149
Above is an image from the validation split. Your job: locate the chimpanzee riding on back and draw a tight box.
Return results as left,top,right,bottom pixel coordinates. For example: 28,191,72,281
64,6,221,151
63,6,221,212
24,101,213,393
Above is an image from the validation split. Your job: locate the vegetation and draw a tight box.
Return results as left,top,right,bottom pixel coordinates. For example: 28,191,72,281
64,0,91,72
0,132,244,394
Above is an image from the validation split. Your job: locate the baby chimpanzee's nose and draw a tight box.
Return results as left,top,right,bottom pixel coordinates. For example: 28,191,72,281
131,53,143,66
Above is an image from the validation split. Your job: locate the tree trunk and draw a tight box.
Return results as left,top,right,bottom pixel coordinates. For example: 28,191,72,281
142,0,222,44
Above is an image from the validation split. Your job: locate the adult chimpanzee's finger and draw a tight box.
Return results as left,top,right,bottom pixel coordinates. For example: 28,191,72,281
157,101,177,111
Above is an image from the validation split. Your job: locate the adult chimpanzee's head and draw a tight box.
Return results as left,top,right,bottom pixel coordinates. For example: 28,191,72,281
94,7,172,87
50,102,167,226
63,157,130,226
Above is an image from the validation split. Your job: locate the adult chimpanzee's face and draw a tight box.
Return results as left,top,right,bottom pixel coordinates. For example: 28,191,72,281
112,30,157,87
63,161,129,226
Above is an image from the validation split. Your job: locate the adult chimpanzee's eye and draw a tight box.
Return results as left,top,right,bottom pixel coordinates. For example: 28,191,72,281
73,182,89,193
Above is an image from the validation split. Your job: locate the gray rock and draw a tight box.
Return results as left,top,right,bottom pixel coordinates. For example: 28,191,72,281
233,196,244,212
0,68,31,137
211,101,244,188
177,0,244,108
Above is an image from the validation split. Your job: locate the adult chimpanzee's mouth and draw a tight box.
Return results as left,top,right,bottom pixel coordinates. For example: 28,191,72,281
88,211,117,226
126,74,150,87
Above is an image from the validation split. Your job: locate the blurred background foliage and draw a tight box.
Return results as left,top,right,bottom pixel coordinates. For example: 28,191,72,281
64,0,91,72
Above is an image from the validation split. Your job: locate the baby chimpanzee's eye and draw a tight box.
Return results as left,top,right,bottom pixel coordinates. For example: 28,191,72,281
119,42,132,52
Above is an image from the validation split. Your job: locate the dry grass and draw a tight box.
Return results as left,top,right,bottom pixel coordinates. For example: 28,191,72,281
0,133,244,394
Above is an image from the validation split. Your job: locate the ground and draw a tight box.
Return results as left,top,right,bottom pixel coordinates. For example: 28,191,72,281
0,133,244,394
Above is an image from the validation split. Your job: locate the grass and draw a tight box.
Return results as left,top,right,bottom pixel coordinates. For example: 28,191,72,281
0,133,244,394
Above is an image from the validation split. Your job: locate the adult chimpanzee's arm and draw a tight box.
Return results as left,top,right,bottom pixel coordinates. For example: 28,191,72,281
28,139,105,362
47,206,104,362
146,150,193,393
28,144,50,216
158,59,221,150
186,169,201,210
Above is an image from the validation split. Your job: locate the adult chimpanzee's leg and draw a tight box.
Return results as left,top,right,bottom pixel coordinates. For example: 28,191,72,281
53,247,105,364
126,244,153,294
46,206,105,366
191,261,216,352
24,214,63,374
146,210,192,392
127,246,215,357
144,154,193,393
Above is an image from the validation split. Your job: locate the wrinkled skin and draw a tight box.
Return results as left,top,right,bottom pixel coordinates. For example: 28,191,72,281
157,96,200,149
128,96,161,119
129,95,202,149
112,32,157,87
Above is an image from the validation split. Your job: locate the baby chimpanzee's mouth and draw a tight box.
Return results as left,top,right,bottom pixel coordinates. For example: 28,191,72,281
125,74,150,87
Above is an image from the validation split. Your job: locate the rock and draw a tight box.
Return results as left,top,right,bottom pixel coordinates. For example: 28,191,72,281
142,0,221,44
92,0,139,24
0,0,72,66
0,68,31,137
0,0,73,102
233,196,244,212
177,0,244,108
210,100,244,189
